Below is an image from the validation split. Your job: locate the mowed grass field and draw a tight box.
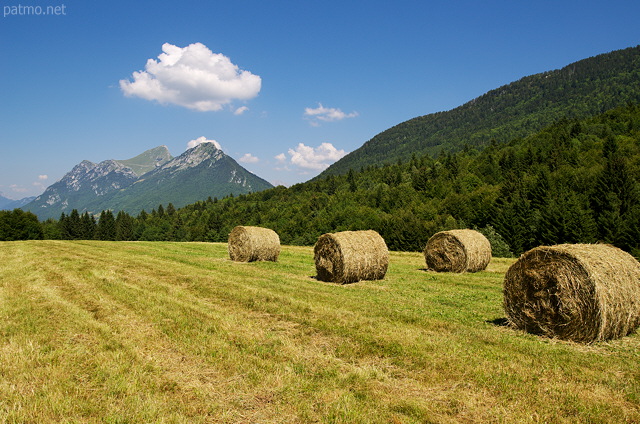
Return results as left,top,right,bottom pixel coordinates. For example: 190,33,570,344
1,241,639,423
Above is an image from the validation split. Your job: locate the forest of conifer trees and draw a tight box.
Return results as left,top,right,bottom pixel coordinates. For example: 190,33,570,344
2,104,639,258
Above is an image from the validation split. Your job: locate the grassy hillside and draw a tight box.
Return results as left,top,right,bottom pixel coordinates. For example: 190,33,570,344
115,145,173,176
1,241,638,422
322,45,640,177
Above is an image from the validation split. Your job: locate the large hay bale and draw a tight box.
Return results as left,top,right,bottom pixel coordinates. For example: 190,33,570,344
503,243,640,343
423,229,491,272
228,226,280,262
314,230,389,284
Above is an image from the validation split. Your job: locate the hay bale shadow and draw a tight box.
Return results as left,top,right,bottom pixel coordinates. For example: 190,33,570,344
487,317,510,327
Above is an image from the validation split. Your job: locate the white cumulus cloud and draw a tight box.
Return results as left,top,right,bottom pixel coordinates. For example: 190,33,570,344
239,153,259,163
120,42,262,112
304,103,358,126
187,136,222,150
286,142,348,171
38,175,48,181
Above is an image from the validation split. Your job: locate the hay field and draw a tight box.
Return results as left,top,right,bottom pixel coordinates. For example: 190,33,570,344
0,241,638,423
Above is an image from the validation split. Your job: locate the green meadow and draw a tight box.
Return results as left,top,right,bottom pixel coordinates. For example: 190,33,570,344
0,241,638,423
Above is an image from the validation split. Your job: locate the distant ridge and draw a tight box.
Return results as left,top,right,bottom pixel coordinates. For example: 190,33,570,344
0,194,36,211
320,45,640,177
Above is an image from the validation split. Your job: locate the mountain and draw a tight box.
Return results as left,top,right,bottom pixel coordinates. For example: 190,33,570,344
0,194,13,209
24,143,273,219
320,45,640,177
96,142,273,214
25,158,142,219
0,196,37,210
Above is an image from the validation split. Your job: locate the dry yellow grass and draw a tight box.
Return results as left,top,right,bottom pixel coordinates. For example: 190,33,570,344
0,241,638,423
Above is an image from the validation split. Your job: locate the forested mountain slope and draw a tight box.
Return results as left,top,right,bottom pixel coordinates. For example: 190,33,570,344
40,104,640,259
321,45,640,177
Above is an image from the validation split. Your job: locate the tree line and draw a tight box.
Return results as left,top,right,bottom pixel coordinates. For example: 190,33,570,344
2,103,639,258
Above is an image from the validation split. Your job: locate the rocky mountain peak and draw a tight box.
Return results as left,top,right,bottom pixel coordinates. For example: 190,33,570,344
159,142,225,172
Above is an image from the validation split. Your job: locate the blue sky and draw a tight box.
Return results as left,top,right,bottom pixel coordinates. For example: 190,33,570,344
1,0,639,199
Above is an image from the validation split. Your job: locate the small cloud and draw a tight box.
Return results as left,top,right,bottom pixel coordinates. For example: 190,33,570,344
286,142,348,171
10,184,27,194
120,42,261,112
239,153,259,163
274,153,286,163
234,106,249,115
187,136,222,150
304,103,358,126
32,175,49,191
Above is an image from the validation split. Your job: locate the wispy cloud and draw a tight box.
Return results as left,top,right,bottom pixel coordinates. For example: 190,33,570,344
234,106,249,115
120,43,261,112
10,184,27,194
32,174,49,192
304,103,358,126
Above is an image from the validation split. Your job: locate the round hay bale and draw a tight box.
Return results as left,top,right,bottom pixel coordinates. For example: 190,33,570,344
314,230,389,284
503,243,640,343
228,226,280,262
423,229,491,272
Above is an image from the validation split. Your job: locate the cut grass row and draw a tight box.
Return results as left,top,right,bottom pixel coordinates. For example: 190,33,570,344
0,240,638,423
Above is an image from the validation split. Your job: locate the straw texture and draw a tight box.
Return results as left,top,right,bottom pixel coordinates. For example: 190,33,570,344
503,243,640,343
423,229,491,272
314,230,389,284
228,226,280,262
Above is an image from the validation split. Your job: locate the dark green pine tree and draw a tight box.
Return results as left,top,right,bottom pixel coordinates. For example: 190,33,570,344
347,169,358,192
115,211,134,241
68,209,82,239
58,212,71,240
95,210,116,241
205,211,223,241
538,187,597,245
623,204,640,257
0,209,43,241
80,212,96,239
592,148,639,246
490,186,535,255
410,166,430,192
167,213,186,241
